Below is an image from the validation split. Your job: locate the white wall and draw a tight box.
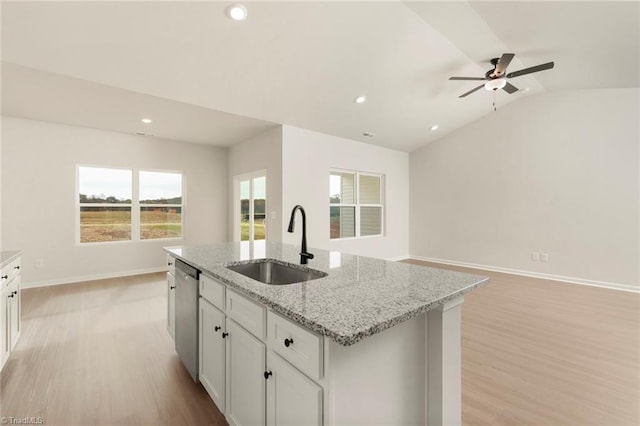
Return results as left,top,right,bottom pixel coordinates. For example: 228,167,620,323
282,126,410,260
410,89,639,290
1,117,228,286
228,125,282,242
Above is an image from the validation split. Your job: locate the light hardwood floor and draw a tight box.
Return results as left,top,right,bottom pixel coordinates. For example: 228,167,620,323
405,260,639,426
1,267,638,425
0,273,226,426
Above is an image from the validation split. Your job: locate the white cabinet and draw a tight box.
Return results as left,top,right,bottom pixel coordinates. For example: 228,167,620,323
200,298,226,411
7,277,20,350
0,285,8,365
196,273,324,426
267,351,322,426
1,253,22,371
199,276,267,425
226,318,266,426
167,255,176,340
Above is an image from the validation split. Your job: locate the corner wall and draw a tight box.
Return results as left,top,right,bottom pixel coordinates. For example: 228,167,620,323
282,126,410,260
409,89,639,290
1,116,228,287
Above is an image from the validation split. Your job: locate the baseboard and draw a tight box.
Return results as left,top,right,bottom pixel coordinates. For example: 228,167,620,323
409,256,639,293
22,267,168,289
386,254,411,262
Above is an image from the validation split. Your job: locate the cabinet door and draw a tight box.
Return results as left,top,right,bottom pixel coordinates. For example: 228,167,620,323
200,298,226,412
8,278,20,351
226,319,266,426
267,352,322,426
0,286,8,367
167,272,175,340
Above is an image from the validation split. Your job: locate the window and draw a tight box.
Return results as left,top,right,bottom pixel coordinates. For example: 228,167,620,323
330,170,383,239
78,166,183,243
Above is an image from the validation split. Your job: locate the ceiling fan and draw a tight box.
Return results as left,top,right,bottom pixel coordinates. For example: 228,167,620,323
449,53,554,98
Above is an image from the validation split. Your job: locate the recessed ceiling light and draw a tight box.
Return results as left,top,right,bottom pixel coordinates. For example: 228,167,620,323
354,96,367,104
430,125,439,131
141,118,152,124
362,132,376,138
226,4,248,21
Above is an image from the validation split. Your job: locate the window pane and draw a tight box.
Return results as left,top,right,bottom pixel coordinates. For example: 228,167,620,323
79,167,131,203
330,172,355,204
140,171,182,204
360,206,382,236
140,206,182,240
359,175,381,204
253,176,266,240
80,206,131,243
330,206,355,239
240,180,250,241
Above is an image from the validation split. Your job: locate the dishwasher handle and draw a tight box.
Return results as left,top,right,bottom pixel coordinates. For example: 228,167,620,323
176,259,198,281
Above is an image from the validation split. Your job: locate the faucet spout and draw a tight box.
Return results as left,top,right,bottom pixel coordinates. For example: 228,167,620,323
287,205,314,264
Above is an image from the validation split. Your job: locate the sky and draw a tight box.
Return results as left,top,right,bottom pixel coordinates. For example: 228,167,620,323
240,176,266,200
79,167,181,201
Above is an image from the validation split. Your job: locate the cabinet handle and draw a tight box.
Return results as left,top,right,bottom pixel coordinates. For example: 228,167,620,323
168,261,173,266
1,275,7,280
14,266,20,270
222,332,229,339
8,294,14,298
264,371,272,380
12,291,17,296
284,338,294,348
214,326,221,332
170,286,176,290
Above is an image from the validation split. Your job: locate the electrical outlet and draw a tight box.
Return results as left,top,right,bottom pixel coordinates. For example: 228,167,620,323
531,252,540,261
541,252,549,262
35,258,44,268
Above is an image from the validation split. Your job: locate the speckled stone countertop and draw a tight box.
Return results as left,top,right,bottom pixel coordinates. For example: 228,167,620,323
1,250,22,269
165,242,488,346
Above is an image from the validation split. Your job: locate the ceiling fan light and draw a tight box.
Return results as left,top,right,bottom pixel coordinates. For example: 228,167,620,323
484,78,507,91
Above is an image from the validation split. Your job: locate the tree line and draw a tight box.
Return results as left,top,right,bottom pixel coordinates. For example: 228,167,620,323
79,194,182,204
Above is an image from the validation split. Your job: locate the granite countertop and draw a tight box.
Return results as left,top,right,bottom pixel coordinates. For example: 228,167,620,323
165,242,488,346
1,250,23,269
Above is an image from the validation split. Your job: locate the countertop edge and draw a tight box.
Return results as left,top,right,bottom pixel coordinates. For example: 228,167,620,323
1,250,23,269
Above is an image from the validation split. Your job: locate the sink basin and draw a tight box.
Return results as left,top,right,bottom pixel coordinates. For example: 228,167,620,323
226,259,327,285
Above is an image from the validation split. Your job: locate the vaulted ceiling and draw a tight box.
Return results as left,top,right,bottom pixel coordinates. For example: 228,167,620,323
2,1,638,152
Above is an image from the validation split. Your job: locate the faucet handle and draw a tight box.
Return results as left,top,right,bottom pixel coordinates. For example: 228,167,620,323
301,252,314,260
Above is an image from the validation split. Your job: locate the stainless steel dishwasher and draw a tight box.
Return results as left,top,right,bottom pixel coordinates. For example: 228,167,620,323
175,259,199,381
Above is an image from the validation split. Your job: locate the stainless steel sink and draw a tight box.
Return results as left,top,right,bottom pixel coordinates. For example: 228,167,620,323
226,259,327,285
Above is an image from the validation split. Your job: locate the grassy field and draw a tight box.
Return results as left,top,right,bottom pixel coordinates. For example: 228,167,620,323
240,219,265,241
80,210,182,242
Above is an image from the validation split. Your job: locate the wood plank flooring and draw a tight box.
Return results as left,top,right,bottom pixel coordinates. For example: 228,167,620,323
1,266,638,425
0,273,226,426
404,260,640,426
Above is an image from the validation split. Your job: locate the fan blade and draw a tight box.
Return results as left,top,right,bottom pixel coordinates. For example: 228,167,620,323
506,61,554,78
459,84,485,98
449,76,486,81
503,82,519,94
493,53,515,76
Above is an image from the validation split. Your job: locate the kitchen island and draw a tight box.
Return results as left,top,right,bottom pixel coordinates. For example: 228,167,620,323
165,242,488,426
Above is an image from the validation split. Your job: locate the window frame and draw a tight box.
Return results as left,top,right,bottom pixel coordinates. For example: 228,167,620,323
329,169,384,240
76,165,185,245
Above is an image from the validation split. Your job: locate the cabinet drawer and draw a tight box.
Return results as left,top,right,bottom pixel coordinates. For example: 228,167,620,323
167,254,176,276
201,274,225,310
1,258,21,287
226,289,265,340
267,311,323,380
